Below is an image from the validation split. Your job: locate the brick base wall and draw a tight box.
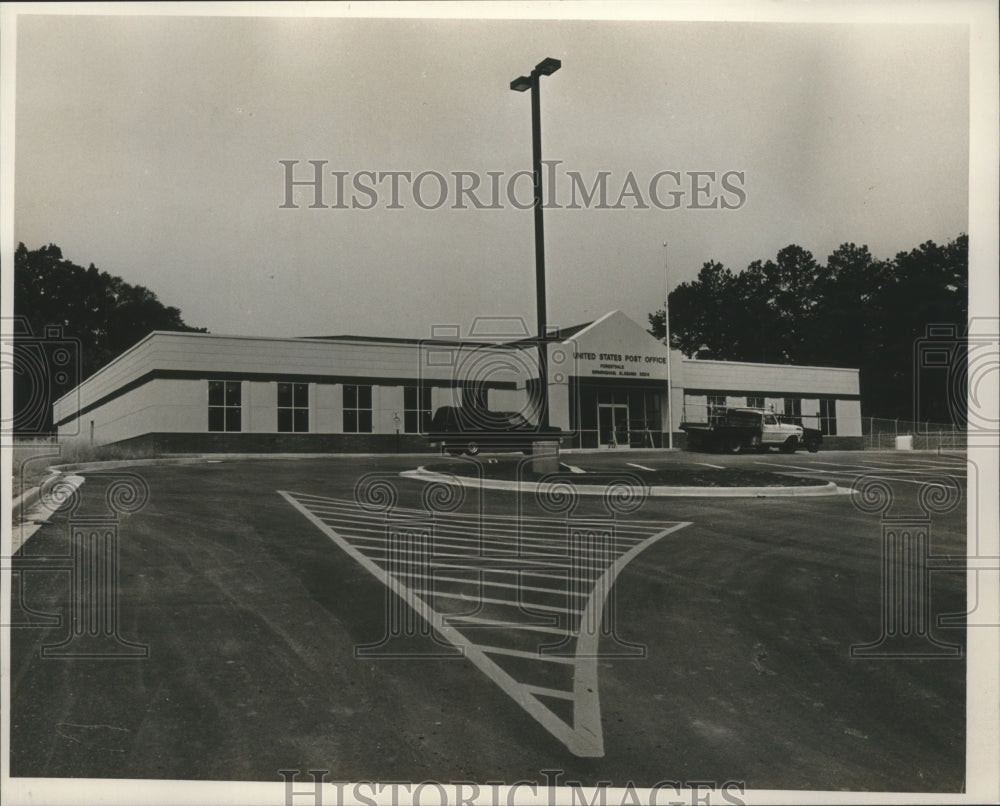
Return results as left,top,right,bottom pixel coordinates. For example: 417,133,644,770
108,431,867,454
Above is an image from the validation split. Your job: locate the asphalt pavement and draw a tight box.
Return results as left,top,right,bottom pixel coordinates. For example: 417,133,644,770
8,449,968,791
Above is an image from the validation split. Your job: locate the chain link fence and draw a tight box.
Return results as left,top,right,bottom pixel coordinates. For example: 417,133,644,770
862,417,966,451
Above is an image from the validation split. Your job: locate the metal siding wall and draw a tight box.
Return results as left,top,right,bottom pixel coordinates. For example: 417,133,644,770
377,386,406,434
61,378,206,446
838,399,863,437
315,383,341,433
54,320,865,448
432,387,462,410
53,337,155,422
682,359,860,396
548,383,571,430
668,386,684,431
801,398,821,429
248,381,273,433
489,387,529,414
54,332,517,425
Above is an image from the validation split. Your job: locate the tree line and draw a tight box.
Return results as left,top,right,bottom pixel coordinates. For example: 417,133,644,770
648,235,968,423
9,236,969,435
12,242,205,434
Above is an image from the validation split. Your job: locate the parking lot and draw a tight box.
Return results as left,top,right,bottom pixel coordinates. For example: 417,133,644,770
9,449,968,791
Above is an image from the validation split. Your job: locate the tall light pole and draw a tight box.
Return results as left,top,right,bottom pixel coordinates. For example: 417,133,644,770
663,241,674,449
510,57,560,430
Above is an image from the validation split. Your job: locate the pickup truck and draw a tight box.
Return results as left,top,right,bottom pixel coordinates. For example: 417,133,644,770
777,414,823,453
424,405,562,456
681,407,815,454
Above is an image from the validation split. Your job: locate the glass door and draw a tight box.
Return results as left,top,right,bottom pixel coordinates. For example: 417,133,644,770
598,404,629,448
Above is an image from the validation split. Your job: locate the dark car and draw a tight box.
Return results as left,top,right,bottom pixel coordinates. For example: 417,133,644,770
777,414,822,452
425,406,561,455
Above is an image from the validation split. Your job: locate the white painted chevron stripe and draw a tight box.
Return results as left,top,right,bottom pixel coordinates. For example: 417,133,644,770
280,490,689,757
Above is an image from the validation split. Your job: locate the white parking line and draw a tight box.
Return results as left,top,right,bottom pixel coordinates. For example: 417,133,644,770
753,461,835,474
443,616,575,636
561,463,587,474
625,462,655,472
917,458,969,468
805,460,880,468
696,462,725,470
396,571,590,598
475,644,576,664
525,684,576,701
803,460,965,476
752,462,961,488
430,590,583,615
860,476,959,488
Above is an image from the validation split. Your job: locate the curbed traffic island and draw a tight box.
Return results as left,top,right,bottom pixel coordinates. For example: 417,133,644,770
401,457,844,498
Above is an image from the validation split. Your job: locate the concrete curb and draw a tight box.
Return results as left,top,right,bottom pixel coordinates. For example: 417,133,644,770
11,483,43,521
48,456,221,473
10,473,87,554
46,452,447,474
401,468,845,498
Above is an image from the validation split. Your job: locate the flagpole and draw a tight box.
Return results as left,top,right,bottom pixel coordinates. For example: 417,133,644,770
663,241,673,449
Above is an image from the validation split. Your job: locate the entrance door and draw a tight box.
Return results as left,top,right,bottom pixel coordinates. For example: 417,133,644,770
598,404,629,448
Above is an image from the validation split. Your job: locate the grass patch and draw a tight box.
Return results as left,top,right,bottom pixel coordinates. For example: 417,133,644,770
11,439,164,497
11,439,62,496
50,440,162,467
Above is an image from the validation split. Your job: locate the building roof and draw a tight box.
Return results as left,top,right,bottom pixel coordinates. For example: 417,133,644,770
298,333,527,349
505,319,595,346
302,319,597,348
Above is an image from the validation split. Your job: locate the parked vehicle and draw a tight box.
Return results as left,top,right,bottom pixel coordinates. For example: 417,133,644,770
681,407,809,454
424,406,561,456
778,414,822,452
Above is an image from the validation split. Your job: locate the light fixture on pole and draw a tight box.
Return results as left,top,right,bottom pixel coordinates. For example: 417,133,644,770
510,57,561,430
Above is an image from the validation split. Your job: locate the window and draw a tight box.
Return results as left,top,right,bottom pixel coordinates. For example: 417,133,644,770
819,398,838,436
343,384,373,433
208,381,241,432
278,382,309,432
730,410,762,427
404,386,431,433
747,396,765,409
707,394,727,424
784,398,801,417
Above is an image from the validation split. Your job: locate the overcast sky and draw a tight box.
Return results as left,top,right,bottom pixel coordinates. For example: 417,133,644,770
10,7,975,340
